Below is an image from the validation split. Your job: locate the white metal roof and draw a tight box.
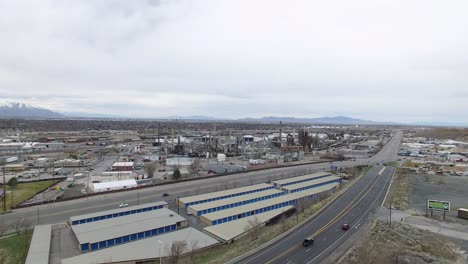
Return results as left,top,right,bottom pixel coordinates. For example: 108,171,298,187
188,189,284,212
70,201,168,222
204,206,293,241
92,179,137,191
72,208,186,244
178,183,274,204
112,162,134,167
272,171,331,186
62,227,219,264
25,225,51,264
281,176,341,191
202,183,339,221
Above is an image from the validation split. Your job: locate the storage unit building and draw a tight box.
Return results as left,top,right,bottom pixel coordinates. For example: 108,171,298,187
70,201,168,226
177,183,274,208
272,171,331,188
72,208,187,252
281,176,341,194
187,189,284,216
200,183,339,226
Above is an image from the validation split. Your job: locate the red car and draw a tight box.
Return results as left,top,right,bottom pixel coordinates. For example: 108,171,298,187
341,224,350,230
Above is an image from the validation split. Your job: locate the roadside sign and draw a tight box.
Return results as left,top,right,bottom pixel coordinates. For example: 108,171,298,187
427,200,450,212
330,165,338,171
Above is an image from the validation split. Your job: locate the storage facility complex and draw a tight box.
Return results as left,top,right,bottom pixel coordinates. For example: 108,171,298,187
187,188,284,216
70,201,168,226
272,171,331,188
177,183,274,208
72,208,187,252
200,183,339,225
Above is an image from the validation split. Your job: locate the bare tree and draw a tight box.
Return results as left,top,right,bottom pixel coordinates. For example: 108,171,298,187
0,221,9,236
144,162,157,178
356,233,371,264
245,216,261,241
168,240,187,264
13,218,25,234
190,240,199,262
189,158,200,176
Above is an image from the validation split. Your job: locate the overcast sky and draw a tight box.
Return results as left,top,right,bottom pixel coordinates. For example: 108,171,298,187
0,0,467,122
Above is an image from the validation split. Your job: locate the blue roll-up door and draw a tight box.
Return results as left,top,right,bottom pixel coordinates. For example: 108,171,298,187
81,243,89,251
99,241,106,248
107,239,115,246
91,243,98,251
123,235,130,243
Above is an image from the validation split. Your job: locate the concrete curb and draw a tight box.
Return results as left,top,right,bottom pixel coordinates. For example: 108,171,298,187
226,166,372,264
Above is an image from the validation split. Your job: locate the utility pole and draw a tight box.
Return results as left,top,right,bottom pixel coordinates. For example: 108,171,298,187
389,199,392,228
2,167,6,211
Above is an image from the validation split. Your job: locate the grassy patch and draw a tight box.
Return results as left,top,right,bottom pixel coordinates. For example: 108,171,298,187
384,167,410,210
340,220,463,264
0,180,54,211
386,161,398,167
0,231,33,264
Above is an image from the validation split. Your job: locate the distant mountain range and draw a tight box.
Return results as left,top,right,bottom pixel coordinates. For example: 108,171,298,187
0,101,63,119
237,116,390,125
0,101,466,127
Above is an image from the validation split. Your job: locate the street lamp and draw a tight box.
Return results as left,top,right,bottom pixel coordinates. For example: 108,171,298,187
157,240,163,263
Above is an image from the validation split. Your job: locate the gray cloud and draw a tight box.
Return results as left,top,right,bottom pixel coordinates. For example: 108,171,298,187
0,0,467,122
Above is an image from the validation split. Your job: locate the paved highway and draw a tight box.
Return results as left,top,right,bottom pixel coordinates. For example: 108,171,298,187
235,165,394,264
0,131,402,232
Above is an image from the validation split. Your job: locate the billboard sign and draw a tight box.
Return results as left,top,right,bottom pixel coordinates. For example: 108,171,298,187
427,200,450,212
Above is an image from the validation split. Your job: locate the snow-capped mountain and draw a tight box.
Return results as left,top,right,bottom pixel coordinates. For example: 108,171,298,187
0,101,63,119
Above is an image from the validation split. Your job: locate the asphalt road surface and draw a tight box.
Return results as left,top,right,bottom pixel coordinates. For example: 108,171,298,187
236,165,394,264
0,131,402,232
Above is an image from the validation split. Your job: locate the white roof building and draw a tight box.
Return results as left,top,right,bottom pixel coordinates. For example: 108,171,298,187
92,179,137,193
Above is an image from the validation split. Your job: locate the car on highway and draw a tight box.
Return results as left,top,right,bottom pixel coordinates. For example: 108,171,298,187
302,237,314,247
341,223,350,230
162,193,169,197
119,203,128,208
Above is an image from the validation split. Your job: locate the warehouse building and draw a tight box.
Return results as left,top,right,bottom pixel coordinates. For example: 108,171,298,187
200,183,338,226
111,162,134,171
72,208,187,252
92,179,137,193
187,189,285,216
70,201,168,226
281,176,341,193
204,206,294,242
272,171,331,188
62,228,219,264
177,183,274,208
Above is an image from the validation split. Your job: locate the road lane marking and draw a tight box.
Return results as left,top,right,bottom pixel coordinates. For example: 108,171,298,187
264,167,386,264
305,168,392,264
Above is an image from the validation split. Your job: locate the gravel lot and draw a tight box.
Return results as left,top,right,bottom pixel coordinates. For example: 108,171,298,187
408,174,468,220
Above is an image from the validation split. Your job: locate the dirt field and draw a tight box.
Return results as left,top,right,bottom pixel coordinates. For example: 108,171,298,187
416,128,468,141
408,174,468,222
